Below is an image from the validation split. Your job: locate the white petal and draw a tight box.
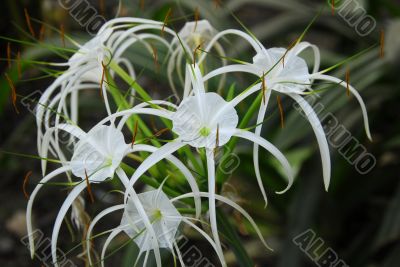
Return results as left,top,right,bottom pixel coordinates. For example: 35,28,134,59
51,182,87,267
311,74,372,141
289,94,331,191
234,129,294,194
26,166,71,258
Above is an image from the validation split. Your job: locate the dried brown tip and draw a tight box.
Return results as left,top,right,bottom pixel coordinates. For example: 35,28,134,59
194,7,200,32
345,68,350,97
23,171,33,200
380,29,385,58
24,8,36,38
131,120,139,148
60,24,66,47
7,42,11,69
17,51,22,79
4,73,19,114
39,24,46,42
214,124,220,155
84,169,95,203
277,95,284,129
162,8,172,35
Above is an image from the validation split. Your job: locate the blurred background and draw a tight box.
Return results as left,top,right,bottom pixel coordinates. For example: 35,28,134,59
0,0,399,266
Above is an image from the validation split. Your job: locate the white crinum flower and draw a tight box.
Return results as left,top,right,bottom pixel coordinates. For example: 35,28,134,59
86,187,271,267
94,64,294,266
204,38,372,197
27,123,201,267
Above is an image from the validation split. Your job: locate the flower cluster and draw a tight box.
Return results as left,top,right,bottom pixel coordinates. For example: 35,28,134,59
26,16,371,266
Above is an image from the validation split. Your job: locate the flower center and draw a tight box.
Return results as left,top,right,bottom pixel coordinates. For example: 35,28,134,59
199,126,211,137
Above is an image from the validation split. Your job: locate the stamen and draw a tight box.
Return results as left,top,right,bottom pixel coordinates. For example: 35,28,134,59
131,120,139,148
162,8,172,36
331,0,335,15
7,42,11,69
4,73,19,114
84,169,95,203
23,171,32,200
99,0,105,17
193,43,203,66
380,29,385,58
276,96,284,129
100,62,106,99
39,24,45,42
17,51,22,79
194,7,200,32
345,68,350,97
154,128,170,137
214,124,220,155
282,38,297,68
214,0,222,8
261,73,267,104
24,8,36,38
60,24,65,47
151,44,159,72
140,0,145,11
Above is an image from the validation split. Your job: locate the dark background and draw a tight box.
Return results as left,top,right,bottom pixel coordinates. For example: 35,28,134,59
0,0,399,266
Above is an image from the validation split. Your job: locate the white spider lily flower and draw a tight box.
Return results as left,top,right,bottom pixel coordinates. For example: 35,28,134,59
87,186,271,267
26,124,201,265
36,18,174,163
168,20,227,98
203,41,372,197
114,65,294,264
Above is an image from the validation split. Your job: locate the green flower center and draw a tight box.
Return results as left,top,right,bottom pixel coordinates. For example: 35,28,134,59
199,126,211,137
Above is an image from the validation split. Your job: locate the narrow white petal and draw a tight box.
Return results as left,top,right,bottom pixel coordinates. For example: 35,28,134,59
234,129,294,194
253,89,272,206
311,74,372,141
206,150,225,265
26,166,71,258
51,182,87,267
289,94,331,191
101,229,122,267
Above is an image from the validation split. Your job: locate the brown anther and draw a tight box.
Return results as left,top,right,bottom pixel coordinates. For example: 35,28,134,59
153,128,170,137
99,0,105,17
131,120,139,148
261,73,267,104
60,24,65,47
140,0,145,11
100,61,106,99
380,29,385,58
39,24,46,42
193,43,203,66
23,171,33,200
24,8,36,38
345,68,350,97
84,169,95,203
214,124,220,155
331,0,335,15
162,8,172,36
194,7,200,32
17,51,22,79
7,42,11,69
151,44,160,72
214,0,222,8
277,95,284,129
4,73,19,114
